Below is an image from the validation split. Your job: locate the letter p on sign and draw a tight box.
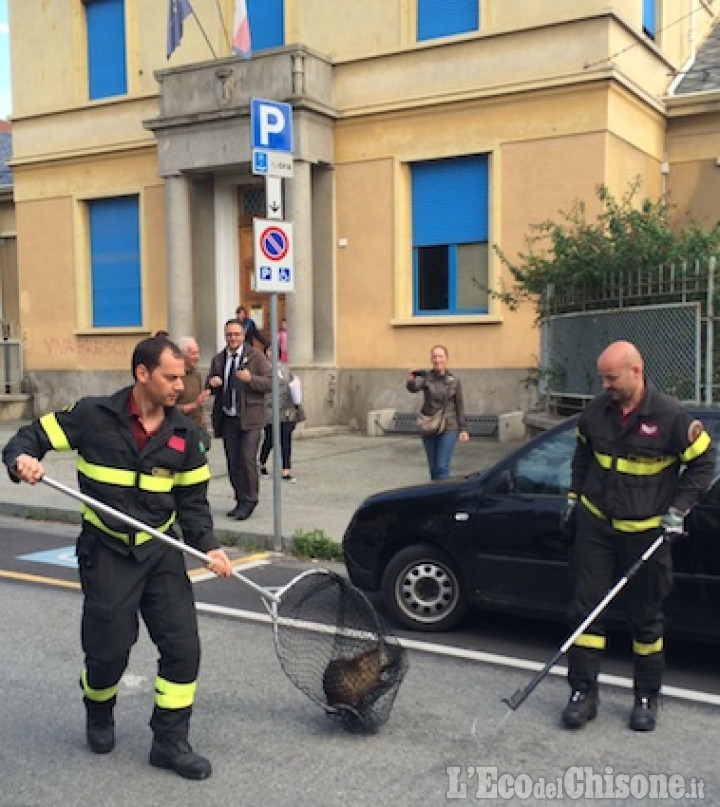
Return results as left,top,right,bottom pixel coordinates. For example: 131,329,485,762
251,98,293,153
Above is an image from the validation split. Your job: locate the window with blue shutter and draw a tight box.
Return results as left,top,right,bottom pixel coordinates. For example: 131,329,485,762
412,155,489,315
86,0,127,100
248,0,284,51
418,0,479,42
89,196,142,327
643,0,656,39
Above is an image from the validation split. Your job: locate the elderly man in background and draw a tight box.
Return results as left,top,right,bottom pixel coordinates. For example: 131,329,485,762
177,336,211,451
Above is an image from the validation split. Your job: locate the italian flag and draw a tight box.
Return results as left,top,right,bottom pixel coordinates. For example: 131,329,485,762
233,0,252,59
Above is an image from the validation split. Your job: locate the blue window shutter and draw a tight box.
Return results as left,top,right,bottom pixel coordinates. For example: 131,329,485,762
86,0,127,100
248,0,284,51
642,0,656,38
412,156,488,247
89,197,141,327
418,0,479,42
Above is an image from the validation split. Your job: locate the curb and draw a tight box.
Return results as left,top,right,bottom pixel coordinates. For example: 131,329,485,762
0,502,338,559
0,502,81,526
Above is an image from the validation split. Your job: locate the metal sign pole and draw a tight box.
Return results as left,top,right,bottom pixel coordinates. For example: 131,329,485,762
270,291,282,550
251,96,294,552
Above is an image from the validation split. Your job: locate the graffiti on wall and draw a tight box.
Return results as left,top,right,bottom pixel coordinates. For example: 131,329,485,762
43,336,130,358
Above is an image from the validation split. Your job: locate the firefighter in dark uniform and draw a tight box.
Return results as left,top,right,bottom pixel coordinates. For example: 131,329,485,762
560,340,715,732
2,337,232,780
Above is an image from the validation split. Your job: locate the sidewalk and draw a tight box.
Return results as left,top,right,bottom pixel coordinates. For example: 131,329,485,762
0,420,525,549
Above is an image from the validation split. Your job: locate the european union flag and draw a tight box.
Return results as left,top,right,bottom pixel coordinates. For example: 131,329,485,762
167,0,194,59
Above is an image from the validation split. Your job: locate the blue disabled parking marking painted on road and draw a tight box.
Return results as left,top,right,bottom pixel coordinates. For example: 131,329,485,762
19,546,78,569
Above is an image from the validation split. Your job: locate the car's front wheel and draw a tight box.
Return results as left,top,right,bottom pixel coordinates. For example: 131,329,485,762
381,544,468,631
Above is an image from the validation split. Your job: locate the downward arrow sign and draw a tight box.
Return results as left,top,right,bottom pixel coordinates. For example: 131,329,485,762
266,176,283,220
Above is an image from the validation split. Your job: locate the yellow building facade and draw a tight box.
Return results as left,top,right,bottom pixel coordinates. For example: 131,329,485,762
7,1,720,423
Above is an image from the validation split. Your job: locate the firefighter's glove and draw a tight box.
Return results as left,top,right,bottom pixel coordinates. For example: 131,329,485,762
661,507,686,540
560,494,578,540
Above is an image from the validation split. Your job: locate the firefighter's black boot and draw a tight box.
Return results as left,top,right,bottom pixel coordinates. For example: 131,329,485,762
149,738,212,780
84,697,115,754
629,695,658,731
561,687,599,729
631,647,662,731
149,702,209,779
564,644,602,729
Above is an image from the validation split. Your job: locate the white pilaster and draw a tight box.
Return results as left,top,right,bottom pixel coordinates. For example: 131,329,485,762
214,181,240,346
165,175,194,338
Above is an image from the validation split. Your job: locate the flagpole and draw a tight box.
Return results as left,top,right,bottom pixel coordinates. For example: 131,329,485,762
191,9,218,59
213,0,232,53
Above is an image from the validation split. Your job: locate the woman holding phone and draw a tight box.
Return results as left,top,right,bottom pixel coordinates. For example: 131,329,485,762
406,344,469,480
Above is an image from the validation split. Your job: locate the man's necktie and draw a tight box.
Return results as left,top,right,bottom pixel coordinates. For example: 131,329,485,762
225,353,238,410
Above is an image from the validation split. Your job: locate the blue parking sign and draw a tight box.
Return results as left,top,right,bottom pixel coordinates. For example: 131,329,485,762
251,98,293,153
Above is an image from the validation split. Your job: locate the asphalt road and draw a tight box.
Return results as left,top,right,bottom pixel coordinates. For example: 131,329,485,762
3,517,719,700
1,517,720,806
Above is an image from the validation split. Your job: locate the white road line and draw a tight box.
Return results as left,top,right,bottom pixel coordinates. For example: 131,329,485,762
197,602,273,624
195,601,720,708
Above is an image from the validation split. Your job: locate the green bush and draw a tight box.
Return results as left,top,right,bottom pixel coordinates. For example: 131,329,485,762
291,528,343,561
491,179,720,316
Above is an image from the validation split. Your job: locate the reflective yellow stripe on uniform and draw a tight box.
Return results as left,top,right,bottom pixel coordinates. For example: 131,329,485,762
580,496,662,533
593,450,676,476
580,495,606,520
140,473,175,493
39,413,71,451
612,515,663,532
82,505,175,546
81,668,118,703
633,638,664,656
154,676,197,710
175,464,211,487
574,633,606,650
78,457,168,491
592,451,612,470
77,457,206,492
78,457,136,486
681,430,711,463
616,456,677,476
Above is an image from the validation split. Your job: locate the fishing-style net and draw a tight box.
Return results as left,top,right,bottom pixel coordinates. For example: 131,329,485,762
270,569,408,732
38,477,407,733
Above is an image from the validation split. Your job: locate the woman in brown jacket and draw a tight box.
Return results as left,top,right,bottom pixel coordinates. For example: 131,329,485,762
407,344,469,480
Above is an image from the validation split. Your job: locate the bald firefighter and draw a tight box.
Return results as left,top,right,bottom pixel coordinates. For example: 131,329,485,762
3,337,232,779
560,340,715,732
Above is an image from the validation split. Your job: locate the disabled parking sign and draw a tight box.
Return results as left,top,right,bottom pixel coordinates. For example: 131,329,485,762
254,219,295,293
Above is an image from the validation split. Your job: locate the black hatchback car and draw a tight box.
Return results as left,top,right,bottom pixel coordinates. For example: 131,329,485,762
342,411,720,639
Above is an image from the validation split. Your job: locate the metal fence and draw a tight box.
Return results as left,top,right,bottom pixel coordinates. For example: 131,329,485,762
539,257,717,410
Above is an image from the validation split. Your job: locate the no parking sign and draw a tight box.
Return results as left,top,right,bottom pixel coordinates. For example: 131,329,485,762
253,219,295,293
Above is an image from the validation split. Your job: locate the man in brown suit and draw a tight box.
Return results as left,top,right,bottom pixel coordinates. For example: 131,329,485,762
207,319,271,520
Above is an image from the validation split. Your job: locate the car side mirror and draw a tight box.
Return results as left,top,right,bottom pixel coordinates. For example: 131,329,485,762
489,467,514,494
